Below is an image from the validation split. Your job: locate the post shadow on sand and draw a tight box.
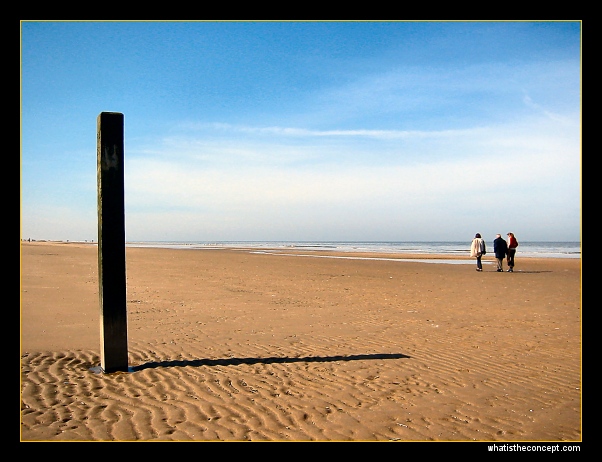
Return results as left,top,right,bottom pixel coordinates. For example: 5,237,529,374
90,353,411,373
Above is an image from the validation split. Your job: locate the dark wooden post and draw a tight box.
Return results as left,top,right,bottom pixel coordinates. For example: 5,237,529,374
97,112,128,373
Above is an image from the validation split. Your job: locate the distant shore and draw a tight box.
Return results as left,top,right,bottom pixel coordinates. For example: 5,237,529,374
20,238,581,259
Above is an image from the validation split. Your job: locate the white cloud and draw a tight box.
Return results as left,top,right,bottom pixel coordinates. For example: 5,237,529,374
121,113,580,242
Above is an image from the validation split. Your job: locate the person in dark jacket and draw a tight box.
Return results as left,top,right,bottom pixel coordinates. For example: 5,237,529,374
493,234,508,272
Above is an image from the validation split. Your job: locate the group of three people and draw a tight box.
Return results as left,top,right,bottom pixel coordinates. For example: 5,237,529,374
470,232,519,272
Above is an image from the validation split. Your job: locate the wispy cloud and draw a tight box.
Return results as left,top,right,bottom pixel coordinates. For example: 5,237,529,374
120,108,579,241
203,123,490,140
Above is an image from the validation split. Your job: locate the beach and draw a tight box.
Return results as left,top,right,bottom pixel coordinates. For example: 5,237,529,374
20,241,582,442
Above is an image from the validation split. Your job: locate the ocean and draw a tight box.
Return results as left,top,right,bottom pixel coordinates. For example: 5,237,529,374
125,240,581,262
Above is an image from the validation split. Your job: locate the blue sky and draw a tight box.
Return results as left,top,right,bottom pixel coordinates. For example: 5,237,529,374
20,21,581,242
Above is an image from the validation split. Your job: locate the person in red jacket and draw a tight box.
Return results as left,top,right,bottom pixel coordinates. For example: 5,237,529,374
506,232,519,272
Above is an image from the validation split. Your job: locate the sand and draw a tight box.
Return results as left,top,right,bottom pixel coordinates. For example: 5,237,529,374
20,241,582,442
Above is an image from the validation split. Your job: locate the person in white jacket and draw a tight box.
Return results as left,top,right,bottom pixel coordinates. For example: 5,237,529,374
470,233,487,271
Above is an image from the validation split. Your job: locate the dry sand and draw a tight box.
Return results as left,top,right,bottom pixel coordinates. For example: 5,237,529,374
20,241,581,442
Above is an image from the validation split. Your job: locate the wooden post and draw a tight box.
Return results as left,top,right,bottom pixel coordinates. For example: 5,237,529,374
97,112,128,373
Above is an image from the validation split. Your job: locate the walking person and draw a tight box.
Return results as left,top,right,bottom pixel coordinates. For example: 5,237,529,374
493,234,508,272
470,233,486,271
506,232,519,272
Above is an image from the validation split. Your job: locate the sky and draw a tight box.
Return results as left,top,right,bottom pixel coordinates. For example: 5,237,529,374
20,21,581,243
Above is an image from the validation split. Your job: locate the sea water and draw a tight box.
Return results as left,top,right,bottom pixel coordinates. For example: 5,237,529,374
126,240,580,262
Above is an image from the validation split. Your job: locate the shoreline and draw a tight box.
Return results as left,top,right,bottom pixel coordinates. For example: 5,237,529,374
20,239,581,262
